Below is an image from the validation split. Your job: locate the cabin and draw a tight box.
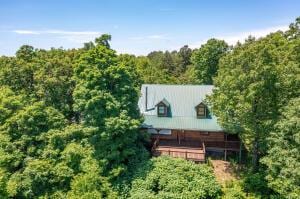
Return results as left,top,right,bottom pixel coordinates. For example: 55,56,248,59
138,84,241,162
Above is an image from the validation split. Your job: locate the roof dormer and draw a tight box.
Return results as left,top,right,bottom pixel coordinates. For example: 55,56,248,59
156,98,170,117
195,102,207,118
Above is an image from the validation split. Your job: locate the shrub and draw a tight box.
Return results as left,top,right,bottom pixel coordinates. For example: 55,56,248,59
222,181,246,199
128,156,221,199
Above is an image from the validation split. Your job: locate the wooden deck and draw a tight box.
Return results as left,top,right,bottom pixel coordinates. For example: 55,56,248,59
150,130,241,162
151,139,241,162
152,140,206,162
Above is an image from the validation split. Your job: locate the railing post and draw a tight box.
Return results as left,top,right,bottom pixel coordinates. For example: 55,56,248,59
185,151,187,159
202,142,206,161
224,136,227,161
239,141,242,163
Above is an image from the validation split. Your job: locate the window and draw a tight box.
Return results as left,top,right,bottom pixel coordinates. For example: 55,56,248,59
156,98,170,117
158,105,167,116
158,106,165,114
196,103,207,118
197,106,205,116
158,129,172,135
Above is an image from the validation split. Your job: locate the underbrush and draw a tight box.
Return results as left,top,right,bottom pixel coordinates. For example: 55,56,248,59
220,160,280,199
114,156,222,199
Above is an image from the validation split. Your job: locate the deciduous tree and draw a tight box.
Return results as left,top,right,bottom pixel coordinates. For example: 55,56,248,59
191,39,228,84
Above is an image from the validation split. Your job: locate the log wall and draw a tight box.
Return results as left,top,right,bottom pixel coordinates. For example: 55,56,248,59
151,130,225,142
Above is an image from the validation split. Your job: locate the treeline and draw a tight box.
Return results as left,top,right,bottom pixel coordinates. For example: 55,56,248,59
135,39,228,84
0,35,147,198
0,35,222,198
0,17,299,198
209,18,300,198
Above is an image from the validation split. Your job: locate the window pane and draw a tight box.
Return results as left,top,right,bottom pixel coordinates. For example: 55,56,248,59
197,107,205,116
158,106,165,114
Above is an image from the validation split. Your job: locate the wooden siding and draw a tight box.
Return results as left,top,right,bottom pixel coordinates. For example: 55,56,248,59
151,130,225,142
181,130,224,142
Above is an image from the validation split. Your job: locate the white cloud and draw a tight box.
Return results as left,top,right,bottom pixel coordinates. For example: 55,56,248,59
12,29,102,43
42,30,101,35
190,25,289,48
13,30,40,35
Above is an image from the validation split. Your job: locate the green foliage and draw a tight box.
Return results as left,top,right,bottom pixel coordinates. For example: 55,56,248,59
242,171,271,196
0,18,299,198
222,181,247,199
0,102,66,197
0,86,24,125
95,34,112,48
128,156,222,199
209,29,300,167
136,45,194,84
261,98,300,198
222,171,282,199
0,35,142,198
16,45,36,61
208,18,300,197
0,121,118,198
0,47,79,120
191,39,229,84
0,55,36,94
73,36,145,180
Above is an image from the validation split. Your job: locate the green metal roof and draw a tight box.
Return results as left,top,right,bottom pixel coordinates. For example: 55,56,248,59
142,115,223,132
138,84,223,132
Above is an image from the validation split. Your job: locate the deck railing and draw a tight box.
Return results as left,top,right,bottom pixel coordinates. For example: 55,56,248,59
152,141,206,162
154,148,205,162
151,139,241,162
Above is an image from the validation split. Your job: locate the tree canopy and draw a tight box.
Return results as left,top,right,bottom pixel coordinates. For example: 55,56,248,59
261,98,300,198
208,30,300,168
128,156,221,199
191,39,229,84
0,17,299,198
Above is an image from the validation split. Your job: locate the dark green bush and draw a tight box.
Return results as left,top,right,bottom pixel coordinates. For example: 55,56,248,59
242,172,269,194
128,156,222,199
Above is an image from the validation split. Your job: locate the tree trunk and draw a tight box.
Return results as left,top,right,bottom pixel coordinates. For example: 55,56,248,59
252,137,259,170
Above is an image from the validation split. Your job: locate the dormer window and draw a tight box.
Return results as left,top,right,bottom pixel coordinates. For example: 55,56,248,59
158,104,167,116
195,102,207,118
156,98,170,117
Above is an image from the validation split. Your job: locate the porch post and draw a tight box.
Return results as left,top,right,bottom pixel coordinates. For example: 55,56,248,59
239,141,242,163
224,133,228,161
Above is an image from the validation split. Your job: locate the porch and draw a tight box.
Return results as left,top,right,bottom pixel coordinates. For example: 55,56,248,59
150,132,242,162
152,140,206,162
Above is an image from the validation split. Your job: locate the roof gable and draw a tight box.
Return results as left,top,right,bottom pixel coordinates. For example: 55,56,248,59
195,102,206,108
156,98,170,107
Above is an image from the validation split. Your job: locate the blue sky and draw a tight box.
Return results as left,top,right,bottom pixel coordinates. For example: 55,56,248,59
0,0,299,56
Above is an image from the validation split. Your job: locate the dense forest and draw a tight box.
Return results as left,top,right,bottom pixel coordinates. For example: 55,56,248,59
0,18,299,198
